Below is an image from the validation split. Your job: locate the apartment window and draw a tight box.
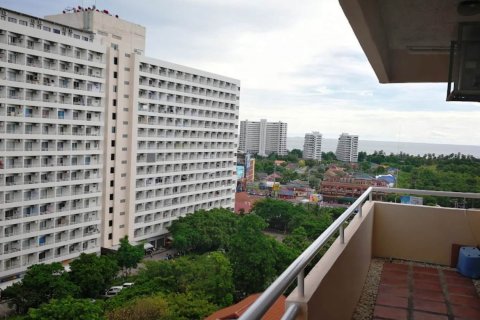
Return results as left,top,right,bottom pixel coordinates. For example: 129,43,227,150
109,207,113,213
120,211,125,215
124,67,130,71
120,199,126,203
122,147,127,151
112,113,116,120
113,85,117,93
125,53,130,58
113,71,118,79
109,220,113,227
123,121,128,125
119,224,125,229
113,99,117,106
108,233,112,240
121,173,127,177
121,186,126,190
110,194,114,200
110,167,115,174
122,134,128,138
113,57,118,65
111,140,115,147
124,81,129,85
8,17,17,23
112,126,116,133
123,94,129,98
111,43,118,50
111,154,115,161
110,180,114,187
123,108,128,112
121,160,127,164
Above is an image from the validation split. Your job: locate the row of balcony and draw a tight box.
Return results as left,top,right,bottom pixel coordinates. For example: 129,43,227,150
1,239,98,272
0,139,100,153
138,63,237,91
137,115,237,131
137,127,235,140
0,32,103,63
1,104,102,122
136,140,235,151
0,204,99,223
0,188,100,206
0,86,103,107
1,122,101,137
135,180,233,208
1,66,103,92
133,195,233,240
0,155,100,171
138,103,237,120
135,161,233,180
138,90,237,109
138,77,237,101
136,151,235,164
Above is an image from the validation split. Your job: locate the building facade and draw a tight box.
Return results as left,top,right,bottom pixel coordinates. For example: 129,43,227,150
0,7,239,283
239,119,287,156
335,133,358,162
303,132,322,160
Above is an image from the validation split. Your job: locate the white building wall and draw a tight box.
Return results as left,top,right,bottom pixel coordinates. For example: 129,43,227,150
0,9,106,280
335,133,359,162
303,132,322,160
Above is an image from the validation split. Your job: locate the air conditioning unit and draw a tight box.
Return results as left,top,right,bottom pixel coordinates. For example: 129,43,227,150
447,23,480,102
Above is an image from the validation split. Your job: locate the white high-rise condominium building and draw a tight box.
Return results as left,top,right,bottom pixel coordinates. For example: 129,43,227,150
335,133,359,162
0,7,239,283
303,132,322,160
239,119,287,156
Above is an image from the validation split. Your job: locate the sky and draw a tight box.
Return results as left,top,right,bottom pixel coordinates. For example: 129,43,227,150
3,0,480,145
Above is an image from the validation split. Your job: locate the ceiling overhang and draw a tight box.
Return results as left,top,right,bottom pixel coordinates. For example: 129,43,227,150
339,0,480,83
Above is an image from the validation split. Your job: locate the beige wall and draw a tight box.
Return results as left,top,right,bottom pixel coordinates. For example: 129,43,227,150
287,201,375,320
373,202,480,265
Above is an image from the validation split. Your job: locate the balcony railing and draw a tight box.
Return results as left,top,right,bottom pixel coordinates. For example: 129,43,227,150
239,187,480,320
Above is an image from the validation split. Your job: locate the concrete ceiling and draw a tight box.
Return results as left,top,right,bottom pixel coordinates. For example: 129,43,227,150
339,0,480,83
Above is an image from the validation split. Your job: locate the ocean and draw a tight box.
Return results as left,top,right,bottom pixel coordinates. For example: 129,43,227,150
287,137,480,158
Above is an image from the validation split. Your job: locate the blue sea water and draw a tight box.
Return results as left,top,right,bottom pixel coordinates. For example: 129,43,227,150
287,137,480,158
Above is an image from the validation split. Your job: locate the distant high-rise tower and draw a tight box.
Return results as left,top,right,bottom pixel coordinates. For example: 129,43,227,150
335,133,359,162
239,119,287,156
303,132,322,160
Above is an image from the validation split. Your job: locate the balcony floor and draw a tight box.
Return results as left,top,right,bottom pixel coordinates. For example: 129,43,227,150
353,259,480,320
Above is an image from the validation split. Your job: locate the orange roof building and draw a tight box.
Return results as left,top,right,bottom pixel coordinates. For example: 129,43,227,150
206,294,285,320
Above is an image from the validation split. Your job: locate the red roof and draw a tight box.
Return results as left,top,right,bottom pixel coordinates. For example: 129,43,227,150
206,294,285,320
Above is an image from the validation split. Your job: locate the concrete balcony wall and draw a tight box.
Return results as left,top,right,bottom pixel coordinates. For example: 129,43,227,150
373,202,480,266
286,201,480,320
287,201,375,320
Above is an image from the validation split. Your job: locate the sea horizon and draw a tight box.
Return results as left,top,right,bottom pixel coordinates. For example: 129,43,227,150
287,137,480,158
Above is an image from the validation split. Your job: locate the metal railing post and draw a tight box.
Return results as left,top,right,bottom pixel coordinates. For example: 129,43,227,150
369,191,372,202
339,224,344,244
297,269,305,297
358,205,362,218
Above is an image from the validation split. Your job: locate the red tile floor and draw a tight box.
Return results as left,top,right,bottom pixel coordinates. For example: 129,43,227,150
373,262,480,320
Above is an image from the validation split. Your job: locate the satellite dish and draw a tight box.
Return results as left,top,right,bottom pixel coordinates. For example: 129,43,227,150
458,0,480,16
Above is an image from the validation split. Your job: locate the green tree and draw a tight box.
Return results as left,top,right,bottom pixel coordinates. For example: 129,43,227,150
116,236,144,276
3,263,78,314
107,295,169,320
283,227,311,255
228,215,277,295
69,253,119,298
169,208,238,253
26,297,104,320
165,293,217,320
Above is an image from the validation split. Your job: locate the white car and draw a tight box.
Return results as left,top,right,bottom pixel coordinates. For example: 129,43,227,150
122,282,134,288
104,286,123,298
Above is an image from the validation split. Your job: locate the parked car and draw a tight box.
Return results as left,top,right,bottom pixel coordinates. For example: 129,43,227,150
122,282,134,288
104,286,123,298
